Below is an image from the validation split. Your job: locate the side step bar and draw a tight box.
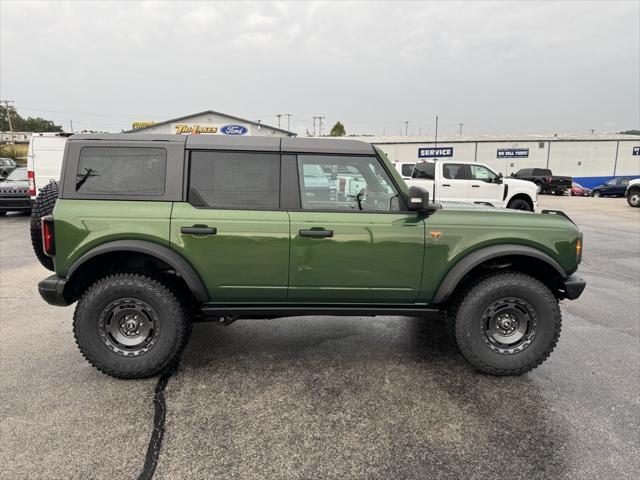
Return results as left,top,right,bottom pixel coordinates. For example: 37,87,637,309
201,305,440,318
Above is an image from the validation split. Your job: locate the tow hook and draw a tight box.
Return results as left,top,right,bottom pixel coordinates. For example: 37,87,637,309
216,315,238,326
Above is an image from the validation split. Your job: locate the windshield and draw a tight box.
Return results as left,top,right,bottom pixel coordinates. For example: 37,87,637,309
5,168,27,181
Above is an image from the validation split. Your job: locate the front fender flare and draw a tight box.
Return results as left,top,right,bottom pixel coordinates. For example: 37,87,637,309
66,240,209,302
431,244,566,304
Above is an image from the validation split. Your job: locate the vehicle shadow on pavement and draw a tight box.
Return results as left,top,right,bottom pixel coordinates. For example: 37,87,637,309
153,316,570,480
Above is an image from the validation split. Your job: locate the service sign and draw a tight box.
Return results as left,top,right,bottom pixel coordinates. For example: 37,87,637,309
497,148,529,158
633,146,640,156
172,123,250,135
418,147,454,158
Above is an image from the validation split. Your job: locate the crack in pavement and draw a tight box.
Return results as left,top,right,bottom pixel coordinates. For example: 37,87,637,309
136,362,179,480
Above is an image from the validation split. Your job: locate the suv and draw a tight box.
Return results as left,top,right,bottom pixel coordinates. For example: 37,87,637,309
0,157,17,178
36,134,585,379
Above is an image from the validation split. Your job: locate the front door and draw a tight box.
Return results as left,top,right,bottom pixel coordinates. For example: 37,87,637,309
170,150,289,302
288,154,425,303
468,164,503,205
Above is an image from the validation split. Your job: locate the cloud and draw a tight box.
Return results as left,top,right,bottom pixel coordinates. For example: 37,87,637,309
1,0,638,135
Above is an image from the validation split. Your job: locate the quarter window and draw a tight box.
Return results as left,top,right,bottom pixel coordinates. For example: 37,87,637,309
189,151,280,209
76,147,166,195
297,155,401,212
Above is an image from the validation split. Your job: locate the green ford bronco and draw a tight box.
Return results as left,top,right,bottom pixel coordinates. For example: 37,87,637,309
36,134,585,379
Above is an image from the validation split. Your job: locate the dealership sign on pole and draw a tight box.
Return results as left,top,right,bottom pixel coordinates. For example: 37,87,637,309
633,146,640,156
497,148,529,158
418,147,454,158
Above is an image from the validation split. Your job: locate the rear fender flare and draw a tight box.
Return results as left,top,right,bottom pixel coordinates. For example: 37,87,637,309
66,240,208,302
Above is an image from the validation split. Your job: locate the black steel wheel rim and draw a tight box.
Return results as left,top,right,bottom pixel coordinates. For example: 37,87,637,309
480,297,538,354
98,298,160,357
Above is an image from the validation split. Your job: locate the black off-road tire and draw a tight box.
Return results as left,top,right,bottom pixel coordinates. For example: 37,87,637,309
73,273,191,379
507,198,532,211
30,181,59,271
454,272,561,376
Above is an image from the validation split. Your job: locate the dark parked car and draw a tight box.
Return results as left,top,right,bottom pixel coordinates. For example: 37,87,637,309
0,167,32,215
511,168,572,195
570,182,591,197
0,157,17,178
591,178,630,198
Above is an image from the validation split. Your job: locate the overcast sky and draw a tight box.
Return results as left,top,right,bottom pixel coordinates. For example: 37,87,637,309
1,0,638,136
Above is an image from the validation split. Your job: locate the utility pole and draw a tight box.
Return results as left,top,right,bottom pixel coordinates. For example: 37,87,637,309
434,115,439,148
1,100,16,157
285,114,292,131
2,100,15,132
318,116,325,136
458,123,464,135
276,114,282,129
312,117,317,136
69,120,74,133
404,121,409,136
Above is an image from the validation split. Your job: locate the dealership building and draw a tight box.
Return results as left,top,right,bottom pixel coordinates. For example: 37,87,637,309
125,109,296,137
355,134,640,189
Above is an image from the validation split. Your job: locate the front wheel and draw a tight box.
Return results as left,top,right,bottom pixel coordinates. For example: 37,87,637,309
73,273,191,379
507,198,532,211
454,272,561,376
627,189,640,207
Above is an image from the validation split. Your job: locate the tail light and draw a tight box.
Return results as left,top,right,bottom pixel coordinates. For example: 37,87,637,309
28,170,36,197
339,177,346,192
41,216,55,256
546,176,552,183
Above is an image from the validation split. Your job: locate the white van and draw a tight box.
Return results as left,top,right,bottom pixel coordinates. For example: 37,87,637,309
27,133,70,199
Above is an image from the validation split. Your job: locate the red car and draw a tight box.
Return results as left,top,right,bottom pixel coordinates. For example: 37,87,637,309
571,182,592,196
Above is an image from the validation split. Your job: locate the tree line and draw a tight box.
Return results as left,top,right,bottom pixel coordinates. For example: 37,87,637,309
0,106,63,132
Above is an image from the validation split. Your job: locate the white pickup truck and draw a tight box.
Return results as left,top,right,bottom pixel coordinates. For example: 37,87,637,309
396,160,538,211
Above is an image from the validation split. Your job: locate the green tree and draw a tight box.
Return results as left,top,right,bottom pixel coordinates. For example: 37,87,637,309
329,121,346,137
0,106,62,132
618,129,640,136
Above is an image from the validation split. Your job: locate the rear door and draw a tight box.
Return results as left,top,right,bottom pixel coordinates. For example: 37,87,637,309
287,154,424,303
438,163,470,202
170,149,290,302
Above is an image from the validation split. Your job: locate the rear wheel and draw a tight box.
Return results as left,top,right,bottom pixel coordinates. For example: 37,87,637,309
592,191,601,198
454,272,561,376
30,181,58,271
73,273,191,379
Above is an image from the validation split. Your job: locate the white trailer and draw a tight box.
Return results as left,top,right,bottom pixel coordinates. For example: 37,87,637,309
26,134,69,199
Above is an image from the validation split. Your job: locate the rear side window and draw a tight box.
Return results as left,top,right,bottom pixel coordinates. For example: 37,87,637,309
401,163,415,177
443,164,468,180
412,162,435,180
189,151,280,209
76,147,166,196
533,169,551,176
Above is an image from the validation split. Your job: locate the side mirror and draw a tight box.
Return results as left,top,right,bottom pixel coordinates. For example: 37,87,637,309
496,172,504,184
408,186,430,211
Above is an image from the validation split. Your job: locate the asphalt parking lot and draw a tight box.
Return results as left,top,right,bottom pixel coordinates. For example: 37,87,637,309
1,196,638,480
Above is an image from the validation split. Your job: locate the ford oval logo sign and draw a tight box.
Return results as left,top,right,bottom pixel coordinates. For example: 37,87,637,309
221,125,248,135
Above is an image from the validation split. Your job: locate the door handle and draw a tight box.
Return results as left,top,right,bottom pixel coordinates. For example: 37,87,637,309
299,229,334,238
471,184,480,188
442,184,451,187
181,225,217,235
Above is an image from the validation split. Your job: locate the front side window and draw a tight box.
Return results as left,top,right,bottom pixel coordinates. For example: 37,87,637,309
443,164,468,180
469,165,497,182
76,147,166,195
297,155,400,212
189,151,280,209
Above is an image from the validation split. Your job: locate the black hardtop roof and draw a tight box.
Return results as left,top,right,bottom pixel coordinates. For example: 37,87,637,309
68,134,375,155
